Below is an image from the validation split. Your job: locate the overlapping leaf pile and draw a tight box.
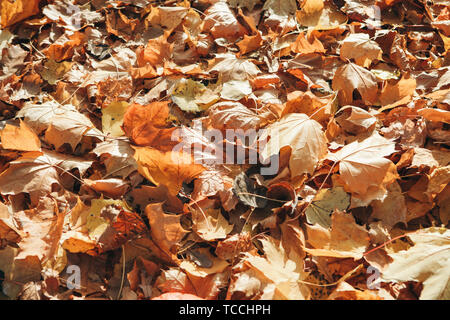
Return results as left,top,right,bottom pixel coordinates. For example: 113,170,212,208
0,0,449,300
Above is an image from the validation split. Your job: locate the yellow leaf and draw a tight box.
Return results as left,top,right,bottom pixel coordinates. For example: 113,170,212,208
305,187,350,228
102,101,129,137
40,59,73,85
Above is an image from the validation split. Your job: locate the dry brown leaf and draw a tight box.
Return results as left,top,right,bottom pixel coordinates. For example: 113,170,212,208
0,151,92,197
291,32,326,54
296,0,325,27
244,237,310,300
260,113,328,176
263,0,298,33
237,32,264,55
370,181,407,230
203,1,247,41
327,133,398,204
332,62,379,105
145,203,188,257
335,105,377,134
340,33,382,68
379,73,417,109
17,101,103,151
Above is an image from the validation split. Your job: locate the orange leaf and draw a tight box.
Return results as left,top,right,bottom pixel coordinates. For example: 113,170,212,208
45,32,84,62
237,32,263,55
145,203,189,255
133,147,205,196
417,108,450,124
1,120,41,152
291,32,325,54
379,73,417,108
0,0,40,28
139,34,173,67
122,101,176,149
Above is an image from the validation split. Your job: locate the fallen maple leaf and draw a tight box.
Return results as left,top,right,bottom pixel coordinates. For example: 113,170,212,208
139,34,173,67
305,210,370,259
332,61,379,105
17,101,103,151
296,0,325,27
263,0,298,33
92,139,138,179
0,120,41,152
291,32,325,55
0,150,92,198
260,113,328,176
340,33,383,68
305,187,350,228
379,73,417,109
327,133,398,205
381,227,450,300
237,32,264,55
101,101,129,137
335,105,377,134
145,203,188,256
121,101,175,148
133,147,205,196
190,206,233,241
203,1,247,41
244,237,310,300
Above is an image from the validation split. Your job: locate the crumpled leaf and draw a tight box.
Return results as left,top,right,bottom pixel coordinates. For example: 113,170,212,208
92,139,138,178
296,0,325,27
145,203,188,257
335,105,377,134
262,0,298,32
370,181,407,230
203,1,247,41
